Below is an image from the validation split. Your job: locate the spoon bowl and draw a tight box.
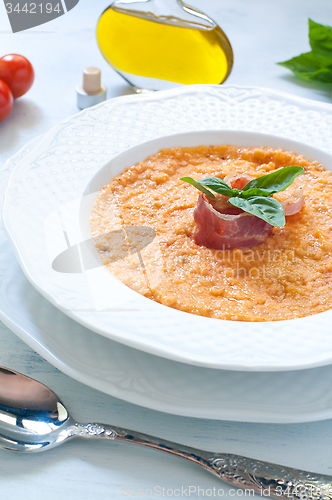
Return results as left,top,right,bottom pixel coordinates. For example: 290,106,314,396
0,367,74,451
0,366,331,499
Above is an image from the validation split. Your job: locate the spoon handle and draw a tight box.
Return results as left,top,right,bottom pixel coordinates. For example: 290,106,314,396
75,422,332,499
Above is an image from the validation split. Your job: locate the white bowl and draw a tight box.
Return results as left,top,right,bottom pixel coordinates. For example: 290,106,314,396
3,86,332,371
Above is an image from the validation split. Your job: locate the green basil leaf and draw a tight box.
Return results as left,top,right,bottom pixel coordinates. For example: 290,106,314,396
239,187,272,198
278,51,332,83
228,196,286,227
241,166,304,194
277,20,332,83
309,19,332,64
180,177,215,198
199,177,235,197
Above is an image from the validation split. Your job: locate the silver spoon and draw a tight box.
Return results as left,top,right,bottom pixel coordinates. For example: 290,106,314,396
0,366,331,499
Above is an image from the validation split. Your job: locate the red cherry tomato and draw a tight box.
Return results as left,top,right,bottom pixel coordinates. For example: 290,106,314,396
0,80,13,122
0,54,34,99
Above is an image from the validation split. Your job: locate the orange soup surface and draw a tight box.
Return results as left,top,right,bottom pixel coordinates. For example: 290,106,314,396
90,145,332,321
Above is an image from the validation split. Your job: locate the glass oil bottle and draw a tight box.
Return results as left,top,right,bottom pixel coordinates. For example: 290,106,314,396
96,0,233,91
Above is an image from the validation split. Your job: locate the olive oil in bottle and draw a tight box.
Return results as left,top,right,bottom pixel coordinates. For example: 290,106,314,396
96,0,233,91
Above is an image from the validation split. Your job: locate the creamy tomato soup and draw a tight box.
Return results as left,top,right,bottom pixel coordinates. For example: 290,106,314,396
90,145,332,321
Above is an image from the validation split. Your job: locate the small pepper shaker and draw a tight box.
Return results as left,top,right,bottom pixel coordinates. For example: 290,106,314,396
76,67,107,109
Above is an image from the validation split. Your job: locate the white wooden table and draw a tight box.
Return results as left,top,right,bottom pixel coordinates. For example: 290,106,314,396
1,0,332,498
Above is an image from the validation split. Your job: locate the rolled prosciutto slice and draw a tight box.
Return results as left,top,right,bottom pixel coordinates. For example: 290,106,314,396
280,187,304,216
193,194,273,250
223,172,254,190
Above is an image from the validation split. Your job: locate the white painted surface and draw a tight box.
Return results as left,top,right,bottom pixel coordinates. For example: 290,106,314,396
1,0,332,498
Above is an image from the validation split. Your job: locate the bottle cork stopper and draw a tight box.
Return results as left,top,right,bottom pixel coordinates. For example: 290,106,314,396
76,66,107,109
83,67,101,95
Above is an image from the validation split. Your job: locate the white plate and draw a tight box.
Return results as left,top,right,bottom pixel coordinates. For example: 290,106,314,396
3,85,332,371
3,134,332,424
